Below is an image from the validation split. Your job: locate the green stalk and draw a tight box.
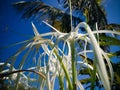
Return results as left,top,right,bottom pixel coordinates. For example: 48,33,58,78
68,0,73,32
54,49,73,90
58,74,64,90
70,39,77,90
90,59,97,90
80,54,97,89
68,0,77,88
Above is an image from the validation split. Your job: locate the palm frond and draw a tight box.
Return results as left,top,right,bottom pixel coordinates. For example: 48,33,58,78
106,24,120,32
99,35,120,46
13,0,83,32
59,0,107,29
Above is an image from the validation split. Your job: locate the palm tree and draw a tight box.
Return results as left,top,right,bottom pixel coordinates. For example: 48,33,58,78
13,0,120,31
13,0,120,52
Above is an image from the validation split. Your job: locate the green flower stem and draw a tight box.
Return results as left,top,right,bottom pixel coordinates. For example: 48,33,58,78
90,59,97,90
54,49,73,90
70,39,77,90
68,0,73,32
58,74,64,90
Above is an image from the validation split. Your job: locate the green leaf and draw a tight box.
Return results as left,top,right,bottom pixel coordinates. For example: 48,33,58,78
99,36,120,46
58,74,64,90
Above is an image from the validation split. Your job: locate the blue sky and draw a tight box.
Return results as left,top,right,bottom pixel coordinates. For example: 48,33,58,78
0,0,120,60
0,0,120,63
104,0,120,24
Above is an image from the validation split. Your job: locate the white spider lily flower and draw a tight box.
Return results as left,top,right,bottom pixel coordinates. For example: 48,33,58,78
3,21,119,90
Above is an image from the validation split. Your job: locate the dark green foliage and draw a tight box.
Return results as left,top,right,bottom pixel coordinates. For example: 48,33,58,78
0,79,38,90
13,0,120,33
59,0,107,29
13,0,83,33
13,0,120,53
99,35,120,46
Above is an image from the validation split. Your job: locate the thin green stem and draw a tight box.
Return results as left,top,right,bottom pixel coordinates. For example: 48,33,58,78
54,49,73,90
90,58,97,90
70,39,77,90
68,0,73,32
58,74,64,90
